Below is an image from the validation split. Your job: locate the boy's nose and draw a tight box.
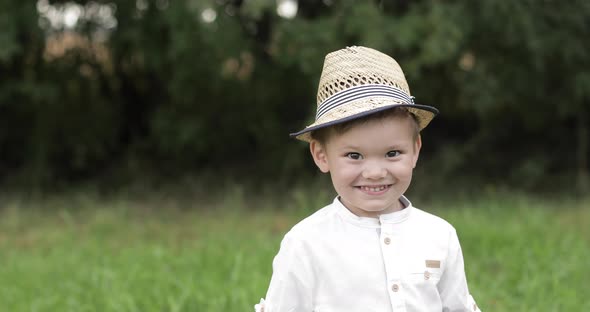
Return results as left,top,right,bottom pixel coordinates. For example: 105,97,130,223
362,163,387,179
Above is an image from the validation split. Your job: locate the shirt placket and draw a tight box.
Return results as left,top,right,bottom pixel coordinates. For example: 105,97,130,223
379,220,407,312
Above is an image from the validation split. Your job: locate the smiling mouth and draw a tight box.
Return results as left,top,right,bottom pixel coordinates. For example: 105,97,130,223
358,185,391,193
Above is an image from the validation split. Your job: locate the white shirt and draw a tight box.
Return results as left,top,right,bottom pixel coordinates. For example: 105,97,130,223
260,196,481,312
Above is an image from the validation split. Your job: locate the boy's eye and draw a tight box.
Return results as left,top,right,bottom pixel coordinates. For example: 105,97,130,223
346,152,362,160
386,150,400,158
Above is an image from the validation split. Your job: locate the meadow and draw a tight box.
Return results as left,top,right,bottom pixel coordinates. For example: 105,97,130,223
0,186,588,312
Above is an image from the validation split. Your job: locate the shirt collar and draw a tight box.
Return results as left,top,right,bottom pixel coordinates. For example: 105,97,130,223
334,195,413,228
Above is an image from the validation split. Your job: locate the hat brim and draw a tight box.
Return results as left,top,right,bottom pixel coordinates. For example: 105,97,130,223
290,103,439,142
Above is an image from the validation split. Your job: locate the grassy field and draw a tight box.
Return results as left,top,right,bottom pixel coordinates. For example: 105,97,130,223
0,188,588,311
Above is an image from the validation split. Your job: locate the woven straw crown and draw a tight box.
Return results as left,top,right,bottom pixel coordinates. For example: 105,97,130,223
290,46,439,141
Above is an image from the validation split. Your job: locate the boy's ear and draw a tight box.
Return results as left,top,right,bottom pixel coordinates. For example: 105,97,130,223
412,134,422,168
309,140,330,173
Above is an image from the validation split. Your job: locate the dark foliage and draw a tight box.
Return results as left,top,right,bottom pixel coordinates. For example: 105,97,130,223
0,0,588,193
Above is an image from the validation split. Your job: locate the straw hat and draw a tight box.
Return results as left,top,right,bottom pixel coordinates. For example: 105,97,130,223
290,46,439,141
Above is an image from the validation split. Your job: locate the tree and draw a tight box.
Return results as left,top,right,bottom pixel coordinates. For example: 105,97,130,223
0,0,588,193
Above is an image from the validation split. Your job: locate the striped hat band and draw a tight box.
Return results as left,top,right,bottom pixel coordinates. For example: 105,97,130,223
316,84,413,120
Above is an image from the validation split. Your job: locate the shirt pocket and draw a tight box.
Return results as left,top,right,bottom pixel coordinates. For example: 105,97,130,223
402,266,443,305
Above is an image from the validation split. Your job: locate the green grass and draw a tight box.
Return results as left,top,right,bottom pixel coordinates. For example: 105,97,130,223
0,190,588,311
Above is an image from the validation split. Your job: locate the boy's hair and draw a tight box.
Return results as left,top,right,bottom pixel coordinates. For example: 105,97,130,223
309,107,421,145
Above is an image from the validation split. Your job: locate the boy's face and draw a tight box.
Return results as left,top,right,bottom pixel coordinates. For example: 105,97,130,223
310,115,421,218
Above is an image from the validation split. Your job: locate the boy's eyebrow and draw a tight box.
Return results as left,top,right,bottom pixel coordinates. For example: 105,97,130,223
337,142,409,151
337,144,362,150
385,143,409,149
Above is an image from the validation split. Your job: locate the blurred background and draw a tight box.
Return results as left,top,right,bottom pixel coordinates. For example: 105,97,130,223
1,0,588,193
0,0,589,311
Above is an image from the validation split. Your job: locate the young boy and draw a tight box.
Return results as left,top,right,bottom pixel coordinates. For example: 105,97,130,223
255,46,480,312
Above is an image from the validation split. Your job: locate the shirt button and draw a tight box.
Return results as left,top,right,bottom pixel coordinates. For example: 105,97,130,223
424,271,431,280
391,284,399,292
384,237,391,245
